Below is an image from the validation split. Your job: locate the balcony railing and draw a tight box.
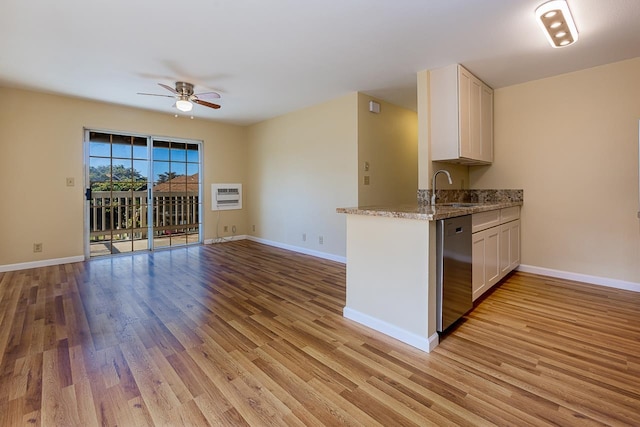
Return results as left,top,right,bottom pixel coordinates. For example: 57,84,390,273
89,190,200,240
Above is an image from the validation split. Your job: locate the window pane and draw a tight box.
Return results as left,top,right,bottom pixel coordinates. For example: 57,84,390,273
89,132,111,142
154,237,171,248
171,142,187,162
171,234,188,246
133,160,149,182
90,142,110,157
187,163,199,176
111,134,130,144
153,161,171,184
186,145,199,163
170,162,187,176
111,159,133,181
153,141,170,161
90,181,113,193
133,137,148,159
89,157,110,183
112,139,131,159
170,183,187,196
90,239,112,257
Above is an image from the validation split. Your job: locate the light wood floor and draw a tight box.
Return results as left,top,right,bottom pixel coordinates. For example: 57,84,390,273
1,240,639,426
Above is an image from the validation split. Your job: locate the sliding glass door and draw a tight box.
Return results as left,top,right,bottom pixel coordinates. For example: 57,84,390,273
151,140,202,248
85,130,202,257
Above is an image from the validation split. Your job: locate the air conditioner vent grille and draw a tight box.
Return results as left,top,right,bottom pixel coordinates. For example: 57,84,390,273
211,183,242,211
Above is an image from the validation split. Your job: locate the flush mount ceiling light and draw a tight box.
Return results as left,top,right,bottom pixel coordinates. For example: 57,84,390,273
175,97,193,112
535,0,578,48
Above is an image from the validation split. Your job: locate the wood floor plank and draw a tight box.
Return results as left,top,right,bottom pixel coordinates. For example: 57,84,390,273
1,241,640,426
119,337,183,426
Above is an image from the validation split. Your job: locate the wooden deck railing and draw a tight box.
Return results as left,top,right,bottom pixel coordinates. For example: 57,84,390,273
90,191,200,239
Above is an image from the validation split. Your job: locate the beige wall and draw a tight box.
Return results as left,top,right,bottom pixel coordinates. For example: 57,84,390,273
0,87,248,266
470,58,640,283
246,93,358,257
357,93,418,206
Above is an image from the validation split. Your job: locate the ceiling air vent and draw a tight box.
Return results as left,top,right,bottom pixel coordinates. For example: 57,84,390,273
211,183,242,211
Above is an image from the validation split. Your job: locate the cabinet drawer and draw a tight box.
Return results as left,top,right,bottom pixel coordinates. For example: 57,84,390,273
500,206,520,223
472,210,500,233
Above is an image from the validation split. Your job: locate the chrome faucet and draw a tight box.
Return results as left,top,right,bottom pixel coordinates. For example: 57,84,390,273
431,169,452,205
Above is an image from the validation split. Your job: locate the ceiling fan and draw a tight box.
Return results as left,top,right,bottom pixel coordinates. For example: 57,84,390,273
138,81,221,112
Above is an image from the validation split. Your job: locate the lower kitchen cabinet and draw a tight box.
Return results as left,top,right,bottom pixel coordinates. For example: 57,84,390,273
472,226,500,301
500,219,521,276
472,207,521,301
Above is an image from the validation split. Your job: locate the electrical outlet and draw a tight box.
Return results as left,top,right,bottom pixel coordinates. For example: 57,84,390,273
319,236,324,245
302,233,306,242
232,225,237,233
252,225,256,232
223,226,228,232
363,175,370,185
33,243,43,253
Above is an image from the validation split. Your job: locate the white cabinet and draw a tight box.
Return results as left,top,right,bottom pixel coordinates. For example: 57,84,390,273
480,85,494,162
472,207,521,301
472,226,500,301
430,64,493,165
500,219,521,275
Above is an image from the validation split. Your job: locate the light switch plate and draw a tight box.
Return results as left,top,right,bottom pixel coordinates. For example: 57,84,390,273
66,177,75,187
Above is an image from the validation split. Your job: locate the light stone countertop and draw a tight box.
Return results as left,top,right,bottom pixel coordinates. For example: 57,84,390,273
336,201,522,221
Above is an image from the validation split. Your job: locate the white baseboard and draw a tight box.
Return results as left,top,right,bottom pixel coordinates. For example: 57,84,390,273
517,264,640,293
343,307,439,353
0,255,85,273
204,235,247,245
245,236,347,264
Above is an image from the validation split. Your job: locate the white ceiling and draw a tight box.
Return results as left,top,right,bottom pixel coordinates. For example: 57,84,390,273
1,0,639,125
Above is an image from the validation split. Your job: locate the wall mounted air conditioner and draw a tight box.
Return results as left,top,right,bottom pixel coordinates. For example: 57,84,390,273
211,183,242,211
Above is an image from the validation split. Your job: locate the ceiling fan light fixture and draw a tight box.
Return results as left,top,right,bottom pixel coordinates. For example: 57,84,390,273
176,98,193,112
139,81,220,111
535,0,578,48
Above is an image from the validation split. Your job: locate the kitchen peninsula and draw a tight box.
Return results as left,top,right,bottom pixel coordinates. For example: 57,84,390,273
337,190,523,352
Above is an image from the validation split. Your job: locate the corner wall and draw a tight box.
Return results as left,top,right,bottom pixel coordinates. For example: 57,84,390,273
0,87,248,267
246,93,359,259
357,93,418,206
469,57,640,284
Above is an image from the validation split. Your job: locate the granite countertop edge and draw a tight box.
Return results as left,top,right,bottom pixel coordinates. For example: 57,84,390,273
336,201,523,221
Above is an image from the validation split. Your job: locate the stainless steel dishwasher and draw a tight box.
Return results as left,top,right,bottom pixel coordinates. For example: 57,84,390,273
436,214,473,332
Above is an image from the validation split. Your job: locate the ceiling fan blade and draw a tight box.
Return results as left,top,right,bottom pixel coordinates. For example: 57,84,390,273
158,83,178,94
193,99,221,109
194,91,221,100
137,92,176,98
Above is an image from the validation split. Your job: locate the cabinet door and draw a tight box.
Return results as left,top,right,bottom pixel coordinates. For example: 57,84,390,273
509,219,521,271
458,67,472,159
470,77,482,160
499,219,522,278
481,84,493,163
472,227,500,301
485,227,500,287
499,223,511,278
472,231,487,301
431,64,493,165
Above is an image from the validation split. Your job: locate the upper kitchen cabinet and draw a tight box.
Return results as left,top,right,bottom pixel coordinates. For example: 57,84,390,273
430,64,493,165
